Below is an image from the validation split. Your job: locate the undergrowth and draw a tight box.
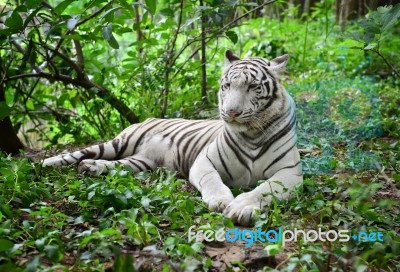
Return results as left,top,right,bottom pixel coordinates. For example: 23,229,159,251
0,135,399,271
1,3,399,271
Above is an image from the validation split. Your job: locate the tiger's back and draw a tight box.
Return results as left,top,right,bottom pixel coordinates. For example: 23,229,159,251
114,118,224,176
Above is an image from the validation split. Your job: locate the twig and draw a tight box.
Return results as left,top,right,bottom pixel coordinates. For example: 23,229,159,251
199,0,208,104
219,0,279,33
11,41,42,73
38,42,83,75
372,49,400,77
276,254,292,270
351,46,400,78
161,0,184,117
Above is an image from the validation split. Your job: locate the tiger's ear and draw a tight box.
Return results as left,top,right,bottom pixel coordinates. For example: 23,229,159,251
269,54,289,73
225,50,240,67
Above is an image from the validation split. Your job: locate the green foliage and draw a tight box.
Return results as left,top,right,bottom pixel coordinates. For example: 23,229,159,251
0,138,399,270
355,4,400,46
0,0,399,271
1,0,399,147
378,83,400,138
1,0,245,147
347,3,400,77
0,156,220,270
256,170,400,271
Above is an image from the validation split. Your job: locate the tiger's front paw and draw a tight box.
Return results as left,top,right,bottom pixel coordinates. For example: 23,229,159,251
78,159,110,175
223,192,263,226
203,193,234,212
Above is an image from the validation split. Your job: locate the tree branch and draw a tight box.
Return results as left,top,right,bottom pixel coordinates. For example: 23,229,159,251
161,0,185,117
11,36,139,124
73,39,85,74
39,42,83,76
11,41,42,73
199,0,208,104
6,72,140,124
220,0,279,33
0,72,25,155
372,49,400,78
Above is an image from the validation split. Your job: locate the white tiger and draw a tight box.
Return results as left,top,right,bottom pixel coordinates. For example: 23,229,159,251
43,51,303,226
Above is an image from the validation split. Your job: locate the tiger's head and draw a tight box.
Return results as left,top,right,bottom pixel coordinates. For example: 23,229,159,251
219,50,290,131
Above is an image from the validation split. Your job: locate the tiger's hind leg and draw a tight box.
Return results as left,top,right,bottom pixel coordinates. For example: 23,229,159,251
78,155,156,175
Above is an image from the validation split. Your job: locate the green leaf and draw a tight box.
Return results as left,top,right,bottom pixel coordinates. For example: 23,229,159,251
55,0,76,15
26,256,40,272
1,204,12,219
5,11,24,31
88,191,95,200
225,30,238,44
183,17,200,27
159,8,174,17
14,5,28,12
140,196,151,208
26,0,43,9
101,228,120,236
105,41,120,52
144,0,157,15
0,102,12,120
264,244,282,256
0,239,14,252
44,244,64,262
100,7,121,22
116,194,127,205
383,3,400,31
364,43,377,50
23,6,41,29
35,238,46,251
113,253,135,272
85,0,108,10
226,0,239,6
358,20,380,34
67,16,79,30
102,24,119,49
0,29,12,37
0,263,18,272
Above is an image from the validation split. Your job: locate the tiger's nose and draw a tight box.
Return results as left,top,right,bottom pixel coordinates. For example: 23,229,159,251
227,110,242,118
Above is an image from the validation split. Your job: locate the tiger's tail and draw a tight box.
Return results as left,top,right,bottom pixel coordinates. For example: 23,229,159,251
42,139,121,167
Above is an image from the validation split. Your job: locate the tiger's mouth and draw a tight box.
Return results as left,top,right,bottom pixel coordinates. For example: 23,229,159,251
222,113,270,132
221,115,252,125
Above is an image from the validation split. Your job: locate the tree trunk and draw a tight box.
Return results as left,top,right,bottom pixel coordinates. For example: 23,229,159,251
200,0,208,104
0,83,25,155
336,0,362,31
336,0,399,31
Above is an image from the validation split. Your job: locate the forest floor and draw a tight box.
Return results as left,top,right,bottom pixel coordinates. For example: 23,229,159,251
0,134,395,271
